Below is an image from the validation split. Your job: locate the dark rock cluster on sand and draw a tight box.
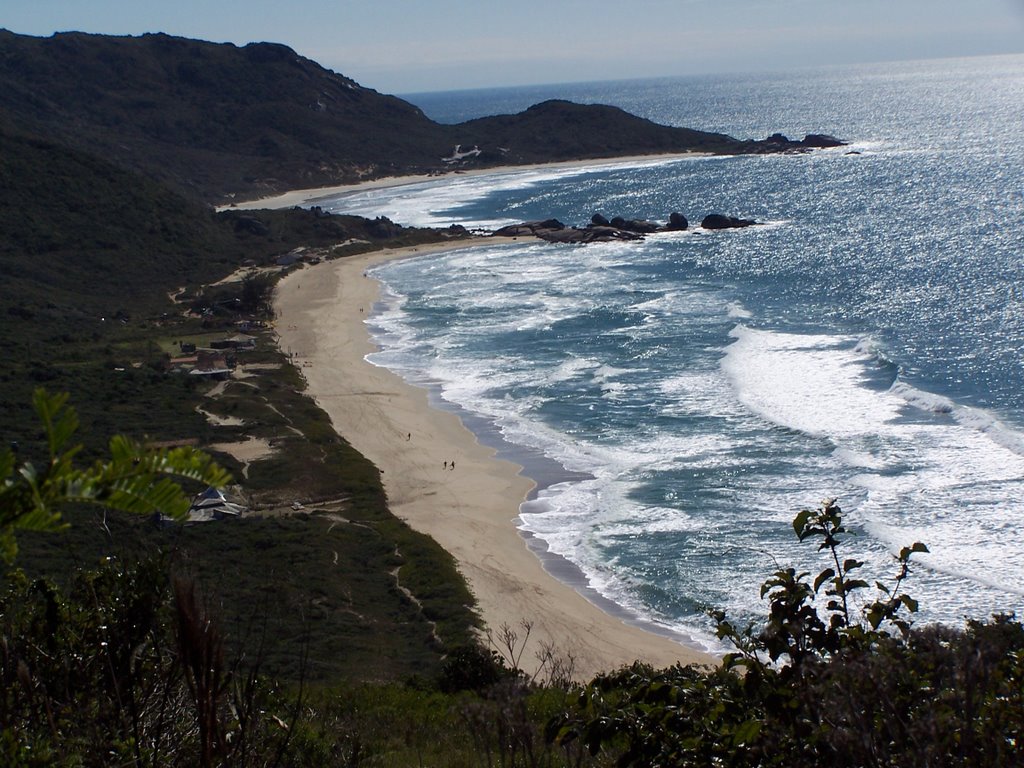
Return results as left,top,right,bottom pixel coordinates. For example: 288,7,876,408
493,210,757,243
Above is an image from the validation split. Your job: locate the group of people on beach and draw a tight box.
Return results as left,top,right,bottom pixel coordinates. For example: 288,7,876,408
408,432,455,469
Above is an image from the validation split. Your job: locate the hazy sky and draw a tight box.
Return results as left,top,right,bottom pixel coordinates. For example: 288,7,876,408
5,1,1024,94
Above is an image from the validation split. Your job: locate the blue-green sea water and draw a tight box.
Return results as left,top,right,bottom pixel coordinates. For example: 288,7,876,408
314,55,1024,651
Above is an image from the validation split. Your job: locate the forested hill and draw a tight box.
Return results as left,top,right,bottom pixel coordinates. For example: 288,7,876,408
0,30,794,204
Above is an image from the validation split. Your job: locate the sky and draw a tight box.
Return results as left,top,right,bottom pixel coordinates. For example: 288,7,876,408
4,0,1024,95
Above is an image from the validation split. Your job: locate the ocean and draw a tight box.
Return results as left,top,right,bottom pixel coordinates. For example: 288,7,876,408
311,54,1024,651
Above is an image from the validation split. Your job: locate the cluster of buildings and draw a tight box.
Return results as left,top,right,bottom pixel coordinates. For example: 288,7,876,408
168,331,258,378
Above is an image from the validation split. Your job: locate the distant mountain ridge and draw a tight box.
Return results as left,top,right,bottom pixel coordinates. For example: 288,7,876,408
0,30,823,204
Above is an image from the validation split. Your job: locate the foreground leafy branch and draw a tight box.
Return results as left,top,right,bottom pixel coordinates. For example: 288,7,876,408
0,389,230,562
719,498,928,673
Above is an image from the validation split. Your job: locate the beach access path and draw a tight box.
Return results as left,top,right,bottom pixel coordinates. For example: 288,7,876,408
273,231,716,680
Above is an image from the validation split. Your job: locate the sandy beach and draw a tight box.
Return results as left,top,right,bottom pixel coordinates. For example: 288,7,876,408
274,237,716,680
224,152,706,211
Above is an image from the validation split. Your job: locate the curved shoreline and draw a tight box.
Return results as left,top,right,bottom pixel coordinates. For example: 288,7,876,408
274,238,716,680
222,151,708,211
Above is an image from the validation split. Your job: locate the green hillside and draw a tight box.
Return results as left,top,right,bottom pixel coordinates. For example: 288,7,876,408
0,112,484,687
0,30,799,203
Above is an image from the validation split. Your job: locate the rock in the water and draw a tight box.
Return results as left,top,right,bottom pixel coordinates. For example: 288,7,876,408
800,134,844,148
591,213,610,226
701,213,757,230
625,219,660,234
666,212,688,231
537,218,566,230
494,219,566,237
493,224,533,237
494,219,645,243
535,225,643,243
607,216,659,234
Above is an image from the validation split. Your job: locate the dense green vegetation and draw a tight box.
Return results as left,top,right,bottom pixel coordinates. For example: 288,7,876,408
0,119,467,455
0,109,482,697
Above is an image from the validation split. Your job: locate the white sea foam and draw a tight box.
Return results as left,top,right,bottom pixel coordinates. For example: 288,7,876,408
549,355,600,382
722,325,901,439
890,381,955,414
834,448,888,470
721,324,1024,613
727,301,752,319
376,246,1024,635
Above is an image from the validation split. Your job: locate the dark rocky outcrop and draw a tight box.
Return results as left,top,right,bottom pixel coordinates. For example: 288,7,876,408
609,217,660,234
366,216,404,239
493,219,643,244
536,218,567,230
701,214,757,230
800,134,845,148
497,208,764,243
666,212,688,231
492,223,542,238
540,226,645,244
766,132,846,150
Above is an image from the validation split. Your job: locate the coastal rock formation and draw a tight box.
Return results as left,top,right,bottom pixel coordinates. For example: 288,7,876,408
494,219,644,243
609,217,660,234
544,227,646,244
666,212,689,231
497,209,764,243
701,214,757,230
766,132,846,150
800,133,845,148
367,216,404,239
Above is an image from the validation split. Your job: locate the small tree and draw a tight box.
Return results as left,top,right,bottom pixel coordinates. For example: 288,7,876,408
239,272,275,315
716,498,928,675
